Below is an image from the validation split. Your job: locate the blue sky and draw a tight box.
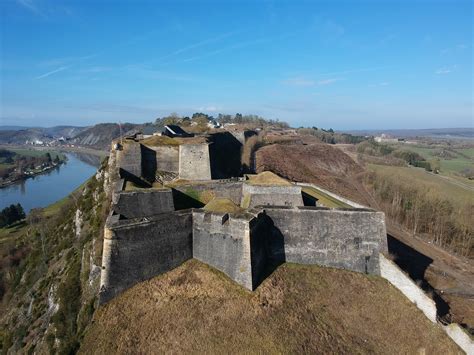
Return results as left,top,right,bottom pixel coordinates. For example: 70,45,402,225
0,0,472,129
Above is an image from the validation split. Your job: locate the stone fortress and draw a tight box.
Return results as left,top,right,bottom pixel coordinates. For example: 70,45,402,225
99,127,388,304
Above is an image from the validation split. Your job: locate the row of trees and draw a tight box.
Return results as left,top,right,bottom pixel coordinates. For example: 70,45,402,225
0,204,25,227
356,141,440,172
366,172,473,257
154,112,290,129
297,127,366,144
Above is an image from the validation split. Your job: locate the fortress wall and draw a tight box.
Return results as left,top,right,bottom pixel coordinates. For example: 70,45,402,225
173,181,243,205
113,189,175,219
99,210,193,304
179,144,212,180
193,211,256,290
145,145,179,173
116,142,142,178
242,184,304,208
264,207,387,275
379,254,437,322
249,214,271,288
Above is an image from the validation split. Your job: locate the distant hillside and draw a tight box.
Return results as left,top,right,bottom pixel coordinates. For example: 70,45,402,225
0,126,86,144
343,128,474,139
0,123,157,149
70,123,152,149
80,260,458,353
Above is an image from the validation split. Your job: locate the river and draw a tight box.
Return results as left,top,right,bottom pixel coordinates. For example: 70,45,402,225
0,153,99,213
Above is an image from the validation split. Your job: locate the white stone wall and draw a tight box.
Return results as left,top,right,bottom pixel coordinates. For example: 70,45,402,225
379,254,438,323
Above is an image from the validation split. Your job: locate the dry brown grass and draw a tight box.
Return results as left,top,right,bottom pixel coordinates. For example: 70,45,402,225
141,135,208,147
246,171,291,186
80,260,460,354
203,198,244,214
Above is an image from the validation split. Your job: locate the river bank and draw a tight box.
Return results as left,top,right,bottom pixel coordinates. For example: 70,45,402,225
0,153,97,212
0,160,64,188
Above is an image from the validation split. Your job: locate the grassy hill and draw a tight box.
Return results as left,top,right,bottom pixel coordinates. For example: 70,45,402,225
80,260,459,353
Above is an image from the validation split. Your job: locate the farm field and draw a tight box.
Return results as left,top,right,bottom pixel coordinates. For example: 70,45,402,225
396,144,474,180
367,164,473,206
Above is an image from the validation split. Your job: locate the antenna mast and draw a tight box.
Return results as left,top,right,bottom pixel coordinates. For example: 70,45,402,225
119,121,123,145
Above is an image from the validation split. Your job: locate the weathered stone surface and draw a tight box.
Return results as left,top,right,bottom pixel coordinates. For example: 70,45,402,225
99,210,193,304
379,254,437,322
242,184,304,208
193,210,268,290
116,142,142,178
193,211,253,289
179,144,211,180
173,181,243,206
113,189,174,219
264,207,387,275
143,145,179,174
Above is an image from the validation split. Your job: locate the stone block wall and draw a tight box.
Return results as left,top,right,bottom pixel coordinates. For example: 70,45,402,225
99,210,193,303
192,210,266,290
145,145,179,173
379,254,437,322
179,144,212,180
112,189,175,219
116,142,142,178
264,207,387,275
173,181,243,206
242,184,304,208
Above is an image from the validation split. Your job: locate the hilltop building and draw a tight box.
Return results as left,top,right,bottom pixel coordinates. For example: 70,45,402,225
162,125,195,138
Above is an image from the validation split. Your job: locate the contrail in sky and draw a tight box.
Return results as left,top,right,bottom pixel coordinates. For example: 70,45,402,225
35,66,69,79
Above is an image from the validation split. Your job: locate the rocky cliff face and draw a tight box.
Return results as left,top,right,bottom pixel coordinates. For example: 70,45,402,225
0,159,111,354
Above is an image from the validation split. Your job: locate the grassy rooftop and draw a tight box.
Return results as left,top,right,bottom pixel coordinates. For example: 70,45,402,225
203,198,244,214
140,135,208,147
246,171,292,186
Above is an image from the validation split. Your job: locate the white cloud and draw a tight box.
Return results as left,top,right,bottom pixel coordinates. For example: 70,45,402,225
435,65,457,75
198,106,219,112
16,0,44,16
284,77,315,87
317,78,342,85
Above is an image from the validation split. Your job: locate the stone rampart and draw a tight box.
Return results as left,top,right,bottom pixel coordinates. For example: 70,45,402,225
145,145,179,173
242,184,303,208
192,210,267,290
112,189,174,219
99,210,193,303
264,207,387,275
173,180,243,206
116,142,142,177
379,254,437,322
179,144,211,180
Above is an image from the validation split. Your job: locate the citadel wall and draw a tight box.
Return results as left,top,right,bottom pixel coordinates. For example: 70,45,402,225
116,142,142,178
143,145,179,173
192,211,258,290
99,210,193,304
264,206,387,275
179,144,212,180
112,189,174,219
172,181,243,206
242,184,304,208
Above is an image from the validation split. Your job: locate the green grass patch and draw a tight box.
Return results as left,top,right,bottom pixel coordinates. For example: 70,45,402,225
6,148,66,160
